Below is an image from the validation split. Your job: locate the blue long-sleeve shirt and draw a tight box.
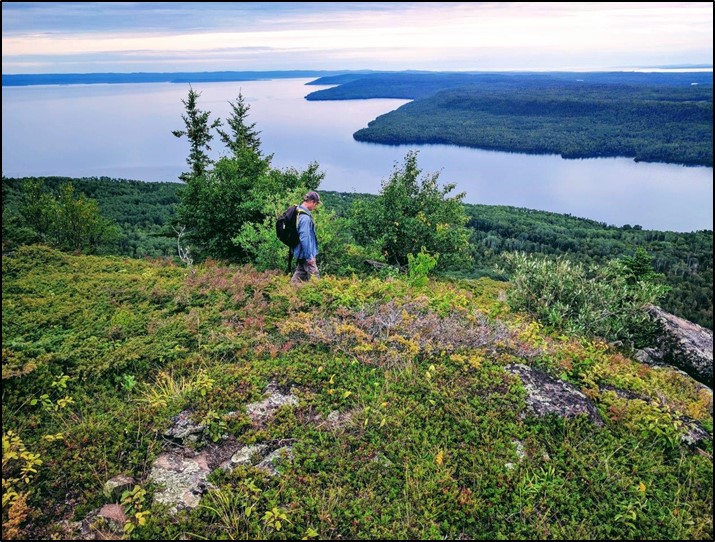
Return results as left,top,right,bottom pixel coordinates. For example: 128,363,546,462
292,204,319,261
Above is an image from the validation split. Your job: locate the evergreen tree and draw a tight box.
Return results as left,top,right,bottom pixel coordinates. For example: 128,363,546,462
172,87,221,181
217,92,264,157
622,247,662,285
176,152,272,261
173,87,322,262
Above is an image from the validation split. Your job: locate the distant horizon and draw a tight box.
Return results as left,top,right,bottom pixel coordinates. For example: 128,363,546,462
3,65,714,76
3,3,712,74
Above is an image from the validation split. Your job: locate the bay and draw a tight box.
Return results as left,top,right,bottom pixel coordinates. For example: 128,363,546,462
2,78,712,232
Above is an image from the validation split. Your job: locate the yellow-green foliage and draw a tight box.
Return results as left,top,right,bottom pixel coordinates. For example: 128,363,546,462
2,431,42,508
2,246,712,540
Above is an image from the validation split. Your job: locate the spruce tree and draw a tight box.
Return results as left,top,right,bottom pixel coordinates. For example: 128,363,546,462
172,87,221,181
217,91,264,157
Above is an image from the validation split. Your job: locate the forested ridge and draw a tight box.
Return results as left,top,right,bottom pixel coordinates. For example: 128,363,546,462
306,71,714,100
353,84,712,166
3,176,711,329
2,70,353,87
306,72,713,167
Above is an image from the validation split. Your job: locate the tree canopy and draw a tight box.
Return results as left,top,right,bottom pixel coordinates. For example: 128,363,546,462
350,151,472,271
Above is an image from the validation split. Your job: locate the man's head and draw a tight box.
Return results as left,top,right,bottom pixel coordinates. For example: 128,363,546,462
303,191,321,210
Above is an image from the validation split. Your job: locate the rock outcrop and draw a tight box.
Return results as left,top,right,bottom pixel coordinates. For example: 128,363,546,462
506,364,603,426
599,384,712,448
245,381,298,424
164,409,205,444
149,452,213,514
147,382,300,514
639,305,713,386
102,474,135,500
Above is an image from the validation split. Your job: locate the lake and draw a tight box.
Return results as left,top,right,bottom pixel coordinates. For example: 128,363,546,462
2,78,712,232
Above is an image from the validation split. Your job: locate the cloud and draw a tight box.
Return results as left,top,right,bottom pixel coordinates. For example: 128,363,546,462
2,2,712,73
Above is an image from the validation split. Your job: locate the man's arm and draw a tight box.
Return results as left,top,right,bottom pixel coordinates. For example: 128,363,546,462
297,213,317,262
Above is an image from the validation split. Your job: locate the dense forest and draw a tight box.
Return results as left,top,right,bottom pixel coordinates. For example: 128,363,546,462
306,72,713,167
306,71,714,100
353,84,712,166
2,177,179,258
3,176,711,329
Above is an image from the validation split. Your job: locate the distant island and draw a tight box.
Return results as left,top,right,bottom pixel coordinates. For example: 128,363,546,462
306,72,714,168
635,64,713,69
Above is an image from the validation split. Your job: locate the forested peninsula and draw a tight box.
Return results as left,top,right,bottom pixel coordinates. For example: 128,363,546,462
306,72,713,167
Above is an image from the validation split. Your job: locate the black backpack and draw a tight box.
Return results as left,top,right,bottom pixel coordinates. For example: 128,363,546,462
276,205,305,272
276,205,301,248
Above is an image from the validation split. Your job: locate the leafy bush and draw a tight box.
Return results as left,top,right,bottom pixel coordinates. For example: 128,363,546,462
502,252,668,347
407,248,439,287
4,180,118,254
350,151,472,271
235,187,373,277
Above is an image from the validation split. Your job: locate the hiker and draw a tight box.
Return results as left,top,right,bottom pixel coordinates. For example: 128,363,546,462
291,191,321,283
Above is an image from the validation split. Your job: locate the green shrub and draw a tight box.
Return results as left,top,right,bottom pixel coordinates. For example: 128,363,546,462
407,248,439,287
3,249,711,540
350,151,472,271
502,252,668,347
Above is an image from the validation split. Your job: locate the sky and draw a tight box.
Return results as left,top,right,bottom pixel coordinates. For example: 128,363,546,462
2,2,713,74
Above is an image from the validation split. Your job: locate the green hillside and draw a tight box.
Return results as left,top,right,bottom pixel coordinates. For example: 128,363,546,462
3,246,712,539
3,178,712,329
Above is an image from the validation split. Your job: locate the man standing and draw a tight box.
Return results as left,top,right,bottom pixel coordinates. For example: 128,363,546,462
291,191,321,283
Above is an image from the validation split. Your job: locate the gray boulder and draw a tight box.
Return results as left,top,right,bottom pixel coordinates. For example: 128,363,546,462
149,452,212,514
506,364,603,426
220,444,269,470
245,381,298,424
97,503,127,530
642,305,713,386
164,409,205,444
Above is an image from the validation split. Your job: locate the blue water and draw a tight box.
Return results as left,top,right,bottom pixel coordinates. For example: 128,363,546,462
2,78,712,232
